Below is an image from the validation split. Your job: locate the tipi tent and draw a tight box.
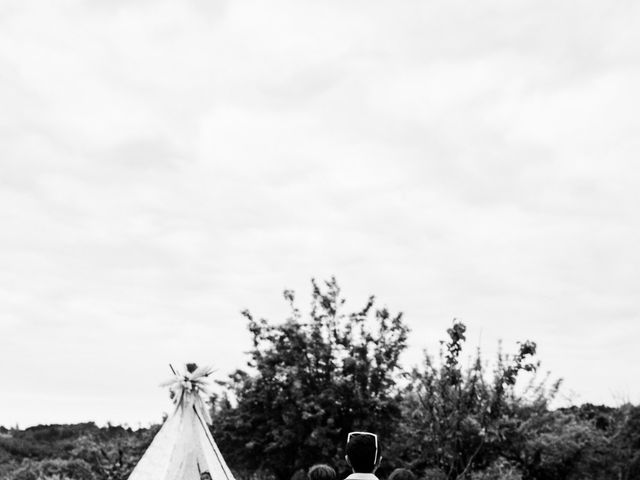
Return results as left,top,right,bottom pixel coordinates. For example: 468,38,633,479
128,365,235,480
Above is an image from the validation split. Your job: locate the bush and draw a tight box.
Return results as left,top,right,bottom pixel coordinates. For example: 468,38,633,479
8,458,95,480
470,459,522,480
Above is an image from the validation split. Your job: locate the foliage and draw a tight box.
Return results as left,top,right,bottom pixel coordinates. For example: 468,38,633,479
2,278,640,480
0,423,157,480
392,320,561,479
7,458,95,480
469,459,522,480
210,277,409,480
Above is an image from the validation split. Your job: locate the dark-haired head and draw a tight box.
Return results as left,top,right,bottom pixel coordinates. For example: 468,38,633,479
308,464,336,480
345,432,381,473
388,468,416,480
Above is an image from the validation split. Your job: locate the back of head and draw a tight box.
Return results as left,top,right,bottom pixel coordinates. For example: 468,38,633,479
308,464,336,480
345,432,380,473
388,468,416,480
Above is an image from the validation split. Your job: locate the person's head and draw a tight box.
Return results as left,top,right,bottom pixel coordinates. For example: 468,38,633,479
388,468,416,480
345,431,381,473
308,464,336,480
200,472,212,480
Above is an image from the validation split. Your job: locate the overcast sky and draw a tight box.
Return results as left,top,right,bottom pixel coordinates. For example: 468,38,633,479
1,0,639,428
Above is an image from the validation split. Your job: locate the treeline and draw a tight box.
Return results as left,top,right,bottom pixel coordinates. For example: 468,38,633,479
0,423,156,480
210,278,640,480
2,278,639,480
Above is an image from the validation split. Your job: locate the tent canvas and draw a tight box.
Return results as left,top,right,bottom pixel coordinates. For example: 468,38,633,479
128,365,235,480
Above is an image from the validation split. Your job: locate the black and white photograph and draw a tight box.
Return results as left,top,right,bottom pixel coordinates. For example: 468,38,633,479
1,1,639,479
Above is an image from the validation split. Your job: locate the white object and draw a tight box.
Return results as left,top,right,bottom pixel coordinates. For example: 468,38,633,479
128,365,235,480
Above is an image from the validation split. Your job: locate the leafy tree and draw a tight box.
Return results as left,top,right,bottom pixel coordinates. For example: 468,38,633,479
499,402,640,480
515,410,610,480
210,277,409,480
394,321,561,480
611,404,640,479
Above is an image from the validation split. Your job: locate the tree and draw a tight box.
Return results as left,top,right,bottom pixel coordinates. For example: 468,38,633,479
394,321,561,480
210,277,409,480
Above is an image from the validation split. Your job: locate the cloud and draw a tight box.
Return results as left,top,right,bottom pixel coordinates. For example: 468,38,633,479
1,0,640,426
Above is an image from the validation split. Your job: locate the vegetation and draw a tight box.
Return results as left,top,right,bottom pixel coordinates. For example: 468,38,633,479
0,423,157,480
2,278,639,480
210,278,408,479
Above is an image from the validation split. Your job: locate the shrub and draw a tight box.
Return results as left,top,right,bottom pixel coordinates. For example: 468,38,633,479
8,458,95,480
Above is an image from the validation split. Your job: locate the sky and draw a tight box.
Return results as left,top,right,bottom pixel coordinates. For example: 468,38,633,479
1,0,640,428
